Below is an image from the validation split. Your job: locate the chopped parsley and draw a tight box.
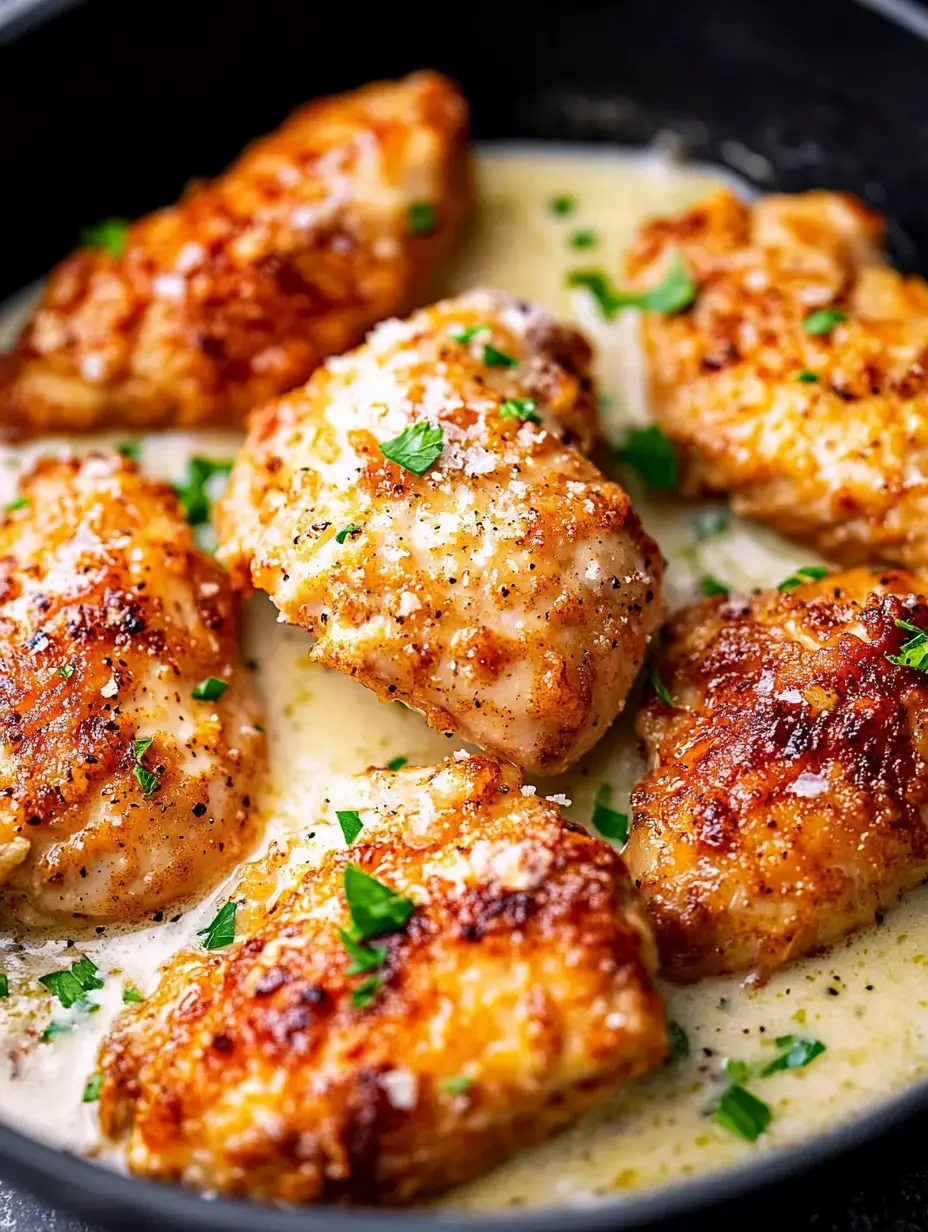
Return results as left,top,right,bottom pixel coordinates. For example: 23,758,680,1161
39,956,104,1009
133,764,162,798
386,756,408,771
714,1084,771,1142
548,194,576,218
117,440,141,461
617,425,678,491
80,217,128,258
568,252,696,320
343,864,415,940
668,1020,690,1062
499,398,541,425
590,783,629,846
449,324,489,344
351,974,383,1008
0,974,8,999
337,809,363,845
887,618,928,671
483,343,518,368
797,370,820,383
82,1073,103,1103
57,664,75,680
443,1074,472,1094
198,901,237,950
172,457,232,528
335,523,360,545
802,308,847,336
692,509,729,541
6,497,26,512
722,1057,752,1085
569,229,598,250
778,565,829,591
379,421,444,476
122,985,144,1005
699,575,730,598
339,930,387,975
192,677,229,702
646,658,674,707
42,1020,74,1042
760,1035,826,1076
133,736,153,760
407,201,436,236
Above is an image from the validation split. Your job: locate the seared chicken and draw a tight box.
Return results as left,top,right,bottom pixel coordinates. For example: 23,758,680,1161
0,72,470,437
97,754,665,1205
0,456,264,925
218,290,663,775
627,188,928,567
626,566,928,983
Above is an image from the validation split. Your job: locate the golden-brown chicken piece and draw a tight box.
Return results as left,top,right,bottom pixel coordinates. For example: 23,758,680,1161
218,290,663,775
626,566,928,984
0,455,264,925
0,72,470,438
627,188,928,568
97,754,665,1205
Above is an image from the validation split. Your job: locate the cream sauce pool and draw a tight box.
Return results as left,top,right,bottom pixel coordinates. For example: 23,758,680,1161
1,145,927,1212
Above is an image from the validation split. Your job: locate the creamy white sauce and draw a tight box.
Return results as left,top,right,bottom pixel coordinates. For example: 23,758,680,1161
0,144,926,1210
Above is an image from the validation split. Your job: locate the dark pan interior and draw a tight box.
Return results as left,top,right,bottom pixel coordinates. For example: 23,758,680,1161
3,0,928,1228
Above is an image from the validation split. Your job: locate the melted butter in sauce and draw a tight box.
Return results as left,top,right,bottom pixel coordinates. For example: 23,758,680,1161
0,145,927,1210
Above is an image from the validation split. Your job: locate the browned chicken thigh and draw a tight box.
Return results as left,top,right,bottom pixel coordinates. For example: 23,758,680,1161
626,566,928,983
218,289,663,775
0,455,264,925
627,188,928,568
97,755,666,1205
0,71,470,437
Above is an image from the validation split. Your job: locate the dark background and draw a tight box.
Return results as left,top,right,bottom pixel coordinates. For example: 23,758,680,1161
2,0,928,1227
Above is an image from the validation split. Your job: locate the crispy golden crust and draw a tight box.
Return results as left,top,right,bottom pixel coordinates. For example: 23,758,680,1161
0,72,470,437
97,755,665,1205
626,566,928,983
217,290,663,775
0,456,264,925
628,188,928,567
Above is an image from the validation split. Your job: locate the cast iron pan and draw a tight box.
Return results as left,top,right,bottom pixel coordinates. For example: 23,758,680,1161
2,0,928,1228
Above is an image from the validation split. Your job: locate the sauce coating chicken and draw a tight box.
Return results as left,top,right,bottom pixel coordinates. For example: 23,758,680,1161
97,754,665,1205
627,189,928,567
0,72,470,437
0,455,264,925
626,566,928,983
218,290,663,775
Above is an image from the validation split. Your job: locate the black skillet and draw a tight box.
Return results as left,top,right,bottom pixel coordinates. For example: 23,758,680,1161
2,0,928,1228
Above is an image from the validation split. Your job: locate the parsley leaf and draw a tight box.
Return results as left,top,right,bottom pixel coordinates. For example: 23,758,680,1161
42,1020,73,1042
39,956,104,1009
337,809,363,845
117,440,141,461
198,901,237,950
499,398,541,425
778,565,829,591
339,929,387,975
569,229,597,250
617,425,678,490
343,864,414,941
760,1035,826,1076
351,973,383,1008
133,736,153,760
548,194,576,217
379,421,444,476
172,458,232,527
803,308,847,336
407,202,436,235
646,658,674,707
483,343,518,368
82,1073,103,1103
6,497,27,512
133,764,162,798
192,677,229,702
887,618,928,671
80,217,128,258
568,252,696,320
335,523,360,545
57,664,75,680
0,974,8,999
714,1084,772,1142
700,575,730,597
449,324,489,344
591,783,629,845
723,1057,752,1084
798,370,820,383
122,985,144,1005
386,756,408,771
668,1020,690,1062
443,1074,472,1094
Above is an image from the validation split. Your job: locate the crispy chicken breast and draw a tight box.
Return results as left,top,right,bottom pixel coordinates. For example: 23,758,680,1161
0,455,264,925
627,188,928,567
218,290,664,775
626,566,928,983
0,71,470,438
97,754,665,1205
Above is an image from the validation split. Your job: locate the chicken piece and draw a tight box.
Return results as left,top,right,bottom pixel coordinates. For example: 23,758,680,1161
626,566,928,983
0,72,470,438
0,455,264,925
626,188,928,568
97,754,665,1205
218,289,663,775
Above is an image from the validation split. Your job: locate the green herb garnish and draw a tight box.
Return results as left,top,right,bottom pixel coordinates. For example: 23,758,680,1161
443,1074,472,1094
590,783,629,845
379,421,444,476
82,1073,103,1103
803,308,847,336
499,398,541,425
6,497,26,512
449,324,489,344
617,425,678,490
337,809,363,845
569,229,597,250
548,194,576,218
700,575,730,597
646,658,674,707
335,523,360,545
80,217,128,258
133,764,161,798
339,929,387,975
723,1057,752,1084
117,440,141,461
57,664,75,680
133,736,153,760
714,1084,772,1142
386,756,408,771
887,618,928,670
568,252,696,320
192,677,229,702
407,202,436,236
172,457,232,527
797,370,820,383
343,864,415,940
351,974,383,1008
483,343,518,369
778,565,829,591
39,956,104,1009
198,901,237,950
760,1035,826,1076
122,985,144,1005
668,1020,690,1062
42,1020,73,1042
0,974,8,999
